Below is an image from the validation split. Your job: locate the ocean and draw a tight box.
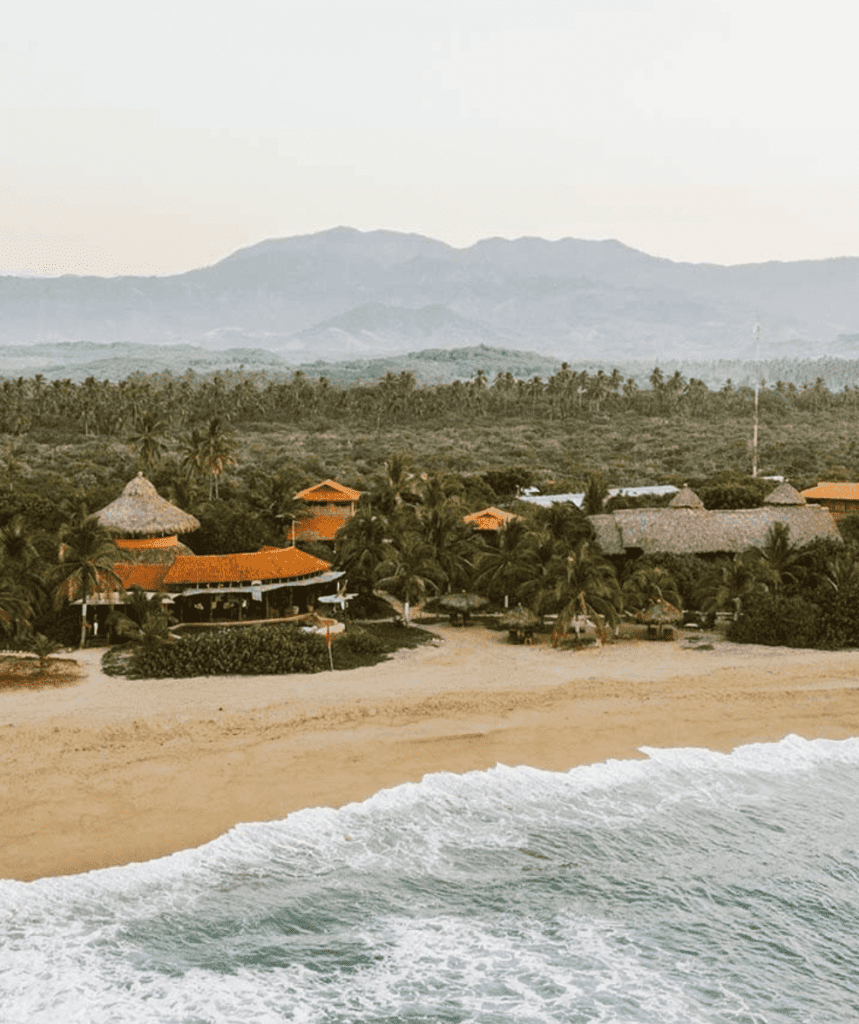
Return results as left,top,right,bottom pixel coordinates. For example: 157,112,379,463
2,734,858,1023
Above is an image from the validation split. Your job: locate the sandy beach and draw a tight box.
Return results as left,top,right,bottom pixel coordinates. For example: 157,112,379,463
2,624,859,882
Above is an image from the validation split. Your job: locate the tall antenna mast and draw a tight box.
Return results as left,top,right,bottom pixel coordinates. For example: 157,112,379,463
752,320,761,478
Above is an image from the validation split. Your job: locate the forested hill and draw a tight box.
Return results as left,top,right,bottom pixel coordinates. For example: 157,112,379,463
3,227,859,361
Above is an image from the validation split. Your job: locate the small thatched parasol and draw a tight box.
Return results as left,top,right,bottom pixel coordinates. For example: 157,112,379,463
635,598,682,638
438,592,489,613
94,473,201,538
499,604,541,630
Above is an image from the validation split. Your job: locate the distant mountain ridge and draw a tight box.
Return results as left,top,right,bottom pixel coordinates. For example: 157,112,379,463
2,227,859,363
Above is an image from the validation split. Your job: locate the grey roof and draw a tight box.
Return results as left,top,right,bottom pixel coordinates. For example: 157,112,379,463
590,504,839,556
764,482,806,506
668,487,705,509
521,484,678,508
95,473,201,537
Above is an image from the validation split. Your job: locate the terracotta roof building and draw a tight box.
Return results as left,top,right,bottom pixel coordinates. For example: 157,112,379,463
113,546,343,624
800,482,859,522
589,484,840,557
463,507,520,531
292,479,362,544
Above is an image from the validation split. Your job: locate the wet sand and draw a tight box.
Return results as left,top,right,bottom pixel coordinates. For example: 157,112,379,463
2,625,859,881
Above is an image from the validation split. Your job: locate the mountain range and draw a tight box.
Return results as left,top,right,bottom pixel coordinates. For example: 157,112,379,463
3,227,859,365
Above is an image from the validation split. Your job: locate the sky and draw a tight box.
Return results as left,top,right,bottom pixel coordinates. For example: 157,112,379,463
2,0,859,276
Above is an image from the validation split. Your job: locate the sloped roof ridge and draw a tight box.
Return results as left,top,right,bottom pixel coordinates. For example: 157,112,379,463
294,478,362,501
764,481,806,505
668,486,704,509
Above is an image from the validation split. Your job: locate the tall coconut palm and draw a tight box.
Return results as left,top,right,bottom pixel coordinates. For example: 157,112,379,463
52,516,122,648
373,533,444,626
750,522,802,595
474,517,540,608
198,417,235,500
335,506,390,598
419,504,479,592
128,414,169,475
542,539,622,641
697,553,769,622
622,564,682,614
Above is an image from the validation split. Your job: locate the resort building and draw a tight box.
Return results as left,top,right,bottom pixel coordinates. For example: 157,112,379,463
463,507,520,531
84,475,344,635
117,546,343,623
800,482,859,522
588,483,840,558
292,479,362,543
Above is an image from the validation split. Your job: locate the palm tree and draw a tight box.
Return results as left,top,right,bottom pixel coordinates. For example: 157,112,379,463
542,540,622,643
107,587,173,646
474,517,540,608
697,553,769,622
128,414,169,474
334,506,390,598
581,473,609,516
52,516,122,648
750,522,802,595
373,532,444,626
622,564,682,613
198,417,235,500
622,564,683,636
419,504,480,592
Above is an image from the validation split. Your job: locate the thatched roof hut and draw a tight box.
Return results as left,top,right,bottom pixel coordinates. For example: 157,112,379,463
589,482,838,557
94,474,200,564
95,474,201,538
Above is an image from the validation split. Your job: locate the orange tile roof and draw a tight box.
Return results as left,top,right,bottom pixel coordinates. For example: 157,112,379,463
293,512,350,542
463,506,519,531
801,482,859,501
163,547,332,585
115,563,171,591
293,479,362,503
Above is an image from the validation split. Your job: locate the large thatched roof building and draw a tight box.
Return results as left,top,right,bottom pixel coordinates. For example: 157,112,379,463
589,483,840,557
94,473,200,564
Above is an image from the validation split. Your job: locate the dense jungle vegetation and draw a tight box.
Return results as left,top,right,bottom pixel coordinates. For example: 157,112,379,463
2,362,859,655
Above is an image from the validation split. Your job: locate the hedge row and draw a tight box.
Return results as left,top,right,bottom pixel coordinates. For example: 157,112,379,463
129,625,328,678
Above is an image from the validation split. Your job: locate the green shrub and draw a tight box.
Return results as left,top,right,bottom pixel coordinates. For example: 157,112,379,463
129,624,328,678
727,593,824,648
337,628,386,656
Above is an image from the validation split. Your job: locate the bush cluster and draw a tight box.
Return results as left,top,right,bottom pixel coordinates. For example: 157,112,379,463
130,624,328,678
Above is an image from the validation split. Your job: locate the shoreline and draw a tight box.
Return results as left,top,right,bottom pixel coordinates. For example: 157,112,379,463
2,625,859,882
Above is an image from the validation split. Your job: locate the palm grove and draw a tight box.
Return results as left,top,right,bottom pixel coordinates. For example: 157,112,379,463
3,363,859,654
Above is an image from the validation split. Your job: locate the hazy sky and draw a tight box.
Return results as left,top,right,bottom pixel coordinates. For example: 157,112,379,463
3,0,858,276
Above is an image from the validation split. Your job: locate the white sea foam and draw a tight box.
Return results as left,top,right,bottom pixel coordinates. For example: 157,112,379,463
3,735,859,1023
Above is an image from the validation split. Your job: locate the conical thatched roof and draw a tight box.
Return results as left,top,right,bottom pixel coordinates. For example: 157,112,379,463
669,486,705,509
764,482,806,506
635,598,682,625
95,473,201,537
438,592,489,612
499,605,541,629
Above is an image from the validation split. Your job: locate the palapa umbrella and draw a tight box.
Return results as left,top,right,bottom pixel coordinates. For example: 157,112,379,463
499,604,541,643
438,592,489,613
438,591,488,626
635,598,682,638
499,604,541,630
